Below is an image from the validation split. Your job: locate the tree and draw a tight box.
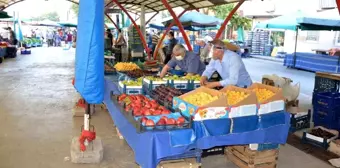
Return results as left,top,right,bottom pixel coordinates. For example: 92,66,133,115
70,4,111,23
31,12,60,21
210,4,252,39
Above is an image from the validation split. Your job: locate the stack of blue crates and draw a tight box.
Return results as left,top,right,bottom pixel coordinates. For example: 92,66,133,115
313,92,340,130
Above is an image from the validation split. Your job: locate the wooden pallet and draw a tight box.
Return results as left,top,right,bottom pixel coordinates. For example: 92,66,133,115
226,146,278,168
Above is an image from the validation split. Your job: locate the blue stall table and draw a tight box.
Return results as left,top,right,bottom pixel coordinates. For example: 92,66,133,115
103,75,290,168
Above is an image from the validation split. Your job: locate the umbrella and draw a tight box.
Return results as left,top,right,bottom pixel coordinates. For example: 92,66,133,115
58,21,77,27
0,11,12,19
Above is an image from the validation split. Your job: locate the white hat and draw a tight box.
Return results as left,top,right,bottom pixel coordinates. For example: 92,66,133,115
203,36,213,44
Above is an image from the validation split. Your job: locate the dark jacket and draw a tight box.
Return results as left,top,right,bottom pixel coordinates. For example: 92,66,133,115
167,38,177,55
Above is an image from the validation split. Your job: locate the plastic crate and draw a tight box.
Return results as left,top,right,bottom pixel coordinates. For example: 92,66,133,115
313,106,340,130
21,50,31,55
202,146,225,157
168,80,192,90
314,76,339,93
142,78,168,91
118,82,143,95
289,110,311,132
313,92,340,109
301,130,338,149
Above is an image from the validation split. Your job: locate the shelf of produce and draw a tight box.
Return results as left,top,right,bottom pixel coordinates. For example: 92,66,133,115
103,77,290,168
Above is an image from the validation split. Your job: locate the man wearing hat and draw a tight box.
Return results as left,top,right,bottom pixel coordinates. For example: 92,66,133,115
200,39,252,88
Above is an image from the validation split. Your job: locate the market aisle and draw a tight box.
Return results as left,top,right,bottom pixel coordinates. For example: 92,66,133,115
0,48,332,168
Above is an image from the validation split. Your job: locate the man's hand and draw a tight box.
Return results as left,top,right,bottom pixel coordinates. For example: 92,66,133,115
200,76,208,86
204,82,221,89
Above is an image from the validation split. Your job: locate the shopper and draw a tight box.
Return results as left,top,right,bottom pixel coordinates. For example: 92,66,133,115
200,39,252,88
159,44,205,78
164,31,177,64
8,27,17,45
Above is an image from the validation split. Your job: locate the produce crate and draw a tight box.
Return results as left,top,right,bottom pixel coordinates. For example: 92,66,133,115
143,78,168,91
202,146,225,157
118,82,143,95
301,126,339,149
157,158,201,168
168,79,192,90
191,81,200,89
225,145,279,168
21,49,31,55
159,148,202,166
289,110,311,132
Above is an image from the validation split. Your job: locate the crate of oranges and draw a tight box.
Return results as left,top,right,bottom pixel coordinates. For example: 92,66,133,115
248,83,285,115
220,85,258,118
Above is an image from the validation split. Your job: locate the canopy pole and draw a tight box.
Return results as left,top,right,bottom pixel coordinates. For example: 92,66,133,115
337,0,340,14
153,9,188,59
293,28,299,68
146,12,159,25
161,0,193,52
141,5,146,41
111,0,151,59
105,13,119,30
215,0,245,40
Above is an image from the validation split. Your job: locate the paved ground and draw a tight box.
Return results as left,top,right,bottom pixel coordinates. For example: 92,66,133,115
0,47,332,168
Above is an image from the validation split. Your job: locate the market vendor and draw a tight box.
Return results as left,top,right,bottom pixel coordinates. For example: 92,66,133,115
200,39,252,88
159,44,206,78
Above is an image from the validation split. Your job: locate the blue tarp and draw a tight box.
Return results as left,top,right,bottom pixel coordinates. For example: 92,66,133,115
163,11,223,27
104,77,290,168
149,23,179,30
149,23,220,31
74,0,104,104
284,52,340,73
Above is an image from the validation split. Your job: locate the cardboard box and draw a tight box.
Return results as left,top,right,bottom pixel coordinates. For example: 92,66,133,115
248,83,285,115
220,85,258,118
328,140,340,156
173,86,225,118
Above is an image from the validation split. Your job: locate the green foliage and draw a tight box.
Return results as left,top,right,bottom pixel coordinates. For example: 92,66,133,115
31,12,60,21
70,4,111,23
209,4,252,30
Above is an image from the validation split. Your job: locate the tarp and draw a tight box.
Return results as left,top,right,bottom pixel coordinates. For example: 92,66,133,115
58,21,77,27
255,10,340,31
14,16,23,41
163,11,223,27
74,0,104,104
149,23,220,31
31,19,61,27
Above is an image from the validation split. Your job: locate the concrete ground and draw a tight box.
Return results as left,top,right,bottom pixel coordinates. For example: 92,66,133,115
0,47,333,168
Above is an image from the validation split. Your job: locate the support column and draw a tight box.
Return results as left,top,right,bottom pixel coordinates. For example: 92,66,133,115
112,0,150,58
153,9,188,59
161,0,192,51
215,0,245,40
140,5,146,42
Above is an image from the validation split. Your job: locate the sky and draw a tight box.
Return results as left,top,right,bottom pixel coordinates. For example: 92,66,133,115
4,0,74,20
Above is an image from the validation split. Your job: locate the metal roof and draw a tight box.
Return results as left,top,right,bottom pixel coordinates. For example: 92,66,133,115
0,0,241,13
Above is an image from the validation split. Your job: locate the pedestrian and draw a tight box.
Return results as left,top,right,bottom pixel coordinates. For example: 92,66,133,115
7,27,17,45
164,31,177,64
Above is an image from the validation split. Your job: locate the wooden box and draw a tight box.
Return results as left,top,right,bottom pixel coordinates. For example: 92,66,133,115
226,145,278,168
157,158,200,168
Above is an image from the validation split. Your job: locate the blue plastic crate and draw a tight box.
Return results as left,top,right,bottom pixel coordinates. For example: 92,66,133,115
231,115,259,133
313,106,340,130
314,92,340,109
290,110,311,132
142,78,168,91
258,111,286,129
168,80,191,90
21,50,31,55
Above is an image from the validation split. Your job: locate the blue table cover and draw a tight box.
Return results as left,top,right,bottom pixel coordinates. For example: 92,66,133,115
103,76,290,168
284,52,340,73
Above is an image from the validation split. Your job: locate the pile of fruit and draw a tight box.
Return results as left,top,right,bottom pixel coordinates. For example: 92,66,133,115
252,88,275,103
105,60,115,72
144,76,165,81
119,94,171,116
151,85,183,108
140,116,186,128
183,92,219,106
310,128,335,139
114,62,140,71
121,78,143,86
182,75,201,81
225,90,249,105
125,69,154,79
